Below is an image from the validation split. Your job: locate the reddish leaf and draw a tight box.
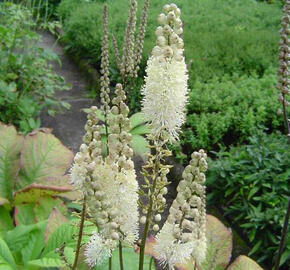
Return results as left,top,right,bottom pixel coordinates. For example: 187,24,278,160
227,255,264,270
44,207,68,243
14,183,72,204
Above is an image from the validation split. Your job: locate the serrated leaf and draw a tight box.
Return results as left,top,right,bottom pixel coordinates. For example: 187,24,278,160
28,257,65,268
5,222,46,252
0,124,23,201
19,131,73,187
45,207,68,243
14,204,35,225
0,238,16,269
43,223,78,256
21,229,44,262
131,135,149,157
0,207,13,237
34,197,67,222
227,255,263,270
200,215,232,270
129,112,146,129
14,183,72,204
130,124,151,135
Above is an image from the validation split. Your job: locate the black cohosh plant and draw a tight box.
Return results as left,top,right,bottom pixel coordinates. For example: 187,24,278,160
69,3,209,270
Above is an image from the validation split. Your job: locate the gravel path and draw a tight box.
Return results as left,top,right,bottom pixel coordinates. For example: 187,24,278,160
39,31,94,153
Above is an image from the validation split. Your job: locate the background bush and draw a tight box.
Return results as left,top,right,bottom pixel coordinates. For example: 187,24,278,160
182,68,282,152
0,3,70,133
207,132,290,268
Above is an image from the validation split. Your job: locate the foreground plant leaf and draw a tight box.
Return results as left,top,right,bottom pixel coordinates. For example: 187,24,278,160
95,247,156,270
0,124,23,201
14,183,72,204
0,238,17,269
19,131,73,187
227,255,263,270
200,215,232,270
44,207,68,243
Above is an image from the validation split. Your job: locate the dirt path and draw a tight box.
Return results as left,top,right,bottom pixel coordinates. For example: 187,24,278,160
39,31,94,153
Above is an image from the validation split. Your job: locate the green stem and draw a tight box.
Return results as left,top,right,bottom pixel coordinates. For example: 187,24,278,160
139,149,161,270
149,257,153,270
72,197,86,270
109,257,112,270
119,241,124,270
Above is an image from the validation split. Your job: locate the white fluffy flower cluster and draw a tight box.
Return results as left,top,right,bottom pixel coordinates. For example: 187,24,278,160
84,232,112,267
141,3,188,141
154,150,207,268
70,84,139,267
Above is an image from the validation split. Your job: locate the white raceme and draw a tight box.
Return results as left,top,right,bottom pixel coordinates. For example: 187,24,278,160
141,3,188,141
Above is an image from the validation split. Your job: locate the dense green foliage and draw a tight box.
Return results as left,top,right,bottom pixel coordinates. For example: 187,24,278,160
57,0,286,150
207,132,290,268
0,3,70,133
182,69,282,152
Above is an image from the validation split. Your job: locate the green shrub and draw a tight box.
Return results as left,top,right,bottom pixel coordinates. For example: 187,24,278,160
207,131,290,268
0,3,70,133
58,0,281,81
181,69,285,152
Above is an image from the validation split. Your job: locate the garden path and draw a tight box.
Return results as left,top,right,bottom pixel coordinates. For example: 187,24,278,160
39,31,94,153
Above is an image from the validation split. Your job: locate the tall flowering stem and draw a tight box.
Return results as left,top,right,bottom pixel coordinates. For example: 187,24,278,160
139,3,189,270
100,5,111,151
154,150,207,269
277,0,290,138
275,1,290,269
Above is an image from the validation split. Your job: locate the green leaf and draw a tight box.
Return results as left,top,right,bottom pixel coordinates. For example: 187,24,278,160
34,197,67,222
44,207,68,243
28,258,65,268
0,238,17,269
0,124,23,201
43,223,78,256
21,229,44,263
95,247,155,270
131,135,149,157
18,131,73,187
227,255,263,270
130,124,151,135
200,215,232,270
5,222,46,253
14,204,35,225
129,112,146,129
14,183,72,204
0,207,13,237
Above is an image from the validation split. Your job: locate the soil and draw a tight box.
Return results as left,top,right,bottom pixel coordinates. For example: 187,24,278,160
39,31,94,153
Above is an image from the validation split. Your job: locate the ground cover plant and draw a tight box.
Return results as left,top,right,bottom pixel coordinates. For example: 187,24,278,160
207,132,290,267
0,2,70,133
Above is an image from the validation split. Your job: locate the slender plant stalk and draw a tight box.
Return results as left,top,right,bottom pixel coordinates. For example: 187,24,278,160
139,153,161,270
119,241,124,270
149,257,153,270
72,197,87,270
274,199,290,270
109,257,112,270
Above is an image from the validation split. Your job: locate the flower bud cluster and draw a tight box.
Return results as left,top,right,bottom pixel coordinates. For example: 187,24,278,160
139,137,172,232
276,0,290,133
141,3,188,141
100,5,111,115
152,3,184,62
133,0,150,77
70,106,103,192
121,0,138,79
154,149,207,268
